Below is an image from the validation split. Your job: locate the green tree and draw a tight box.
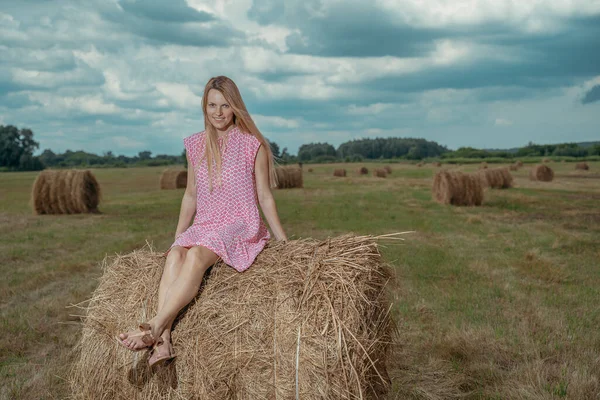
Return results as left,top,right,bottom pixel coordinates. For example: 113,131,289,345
0,125,42,170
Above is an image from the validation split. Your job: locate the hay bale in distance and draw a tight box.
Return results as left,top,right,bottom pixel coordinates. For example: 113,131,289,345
516,160,523,167
333,168,347,177
575,162,589,171
529,164,554,182
31,169,101,215
543,157,551,163
307,168,314,173
383,165,392,174
479,162,488,170
509,164,519,171
478,168,513,189
416,162,424,167
433,162,442,167
275,166,303,189
432,170,484,206
160,169,187,190
373,168,387,178
357,166,369,175
70,236,393,399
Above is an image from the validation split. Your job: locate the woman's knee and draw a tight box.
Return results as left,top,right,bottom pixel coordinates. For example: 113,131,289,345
186,246,217,270
165,247,186,269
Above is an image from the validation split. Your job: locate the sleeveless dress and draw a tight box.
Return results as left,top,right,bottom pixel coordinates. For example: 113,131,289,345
169,126,270,272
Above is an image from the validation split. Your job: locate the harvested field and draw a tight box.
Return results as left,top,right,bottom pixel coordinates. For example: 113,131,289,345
2,161,600,400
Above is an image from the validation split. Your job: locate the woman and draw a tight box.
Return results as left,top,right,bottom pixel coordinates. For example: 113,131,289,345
117,76,287,367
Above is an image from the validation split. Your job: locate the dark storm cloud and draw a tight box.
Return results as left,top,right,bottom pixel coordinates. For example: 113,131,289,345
118,0,214,23
100,1,245,48
249,0,441,57
582,85,600,104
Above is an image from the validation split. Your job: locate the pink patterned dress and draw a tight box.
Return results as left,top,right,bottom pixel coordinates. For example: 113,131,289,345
169,126,270,272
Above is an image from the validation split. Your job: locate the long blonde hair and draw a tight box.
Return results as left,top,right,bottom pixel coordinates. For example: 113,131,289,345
200,76,277,190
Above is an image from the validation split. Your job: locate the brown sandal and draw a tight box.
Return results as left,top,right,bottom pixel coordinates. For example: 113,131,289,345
115,323,159,352
148,340,176,367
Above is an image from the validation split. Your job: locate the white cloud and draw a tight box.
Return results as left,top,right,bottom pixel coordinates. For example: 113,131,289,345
113,136,145,149
155,82,203,109
254,114,301,129
495,118,513,126
347,103,396,115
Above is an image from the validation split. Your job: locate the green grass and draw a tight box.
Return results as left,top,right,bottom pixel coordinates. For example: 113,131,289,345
1,162,600,399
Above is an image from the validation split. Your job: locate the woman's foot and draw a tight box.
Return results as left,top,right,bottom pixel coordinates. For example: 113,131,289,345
148,338,176,367
116,322,160,351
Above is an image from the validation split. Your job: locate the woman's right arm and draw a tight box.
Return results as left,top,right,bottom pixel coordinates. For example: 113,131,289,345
174,152,197,239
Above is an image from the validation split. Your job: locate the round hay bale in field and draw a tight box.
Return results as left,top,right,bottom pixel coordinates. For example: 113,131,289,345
516,160,523,167
357,166,369,175
416,162,424,167
478,168,513,189
307,168,313,173
160,169,187,190
432,170,484,206
575,162,589,171
69,236,393,399
31,169,101,214
529,164,554,182
383,165,392,174
433,162,442,167
543,157,551,163
275,166,303,189
479,162,488,170
333,168,347,177
373,168,387,178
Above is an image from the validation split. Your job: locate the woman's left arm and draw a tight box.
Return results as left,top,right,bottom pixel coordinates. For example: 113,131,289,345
254,145,287,242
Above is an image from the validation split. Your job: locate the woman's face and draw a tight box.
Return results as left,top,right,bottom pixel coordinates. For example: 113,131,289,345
206,89,235,133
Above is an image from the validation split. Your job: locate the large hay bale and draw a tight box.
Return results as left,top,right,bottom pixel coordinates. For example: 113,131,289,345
275,166,303,189
357,166,369,175
70,236,393,399
432,170,484,206
160,169,187,190
478,168,513,189
383,166,392,174
373,168,387,178
575,162,589,171
333,168,347,177
31,169,101,214
529,164,554,182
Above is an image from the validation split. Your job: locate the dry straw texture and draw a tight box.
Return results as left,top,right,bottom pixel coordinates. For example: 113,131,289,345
159,170,187,190
432,170,484,206
357,166,369,175
373,169,387,178
31,169,101,214
529,165,554,182
383,166,392,174
478,168,514,189
575,162,589,171
333,168,347,177
275,166,303,189
70,236,394,399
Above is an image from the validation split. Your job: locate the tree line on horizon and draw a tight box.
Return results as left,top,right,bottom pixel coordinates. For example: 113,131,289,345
1,124,599,172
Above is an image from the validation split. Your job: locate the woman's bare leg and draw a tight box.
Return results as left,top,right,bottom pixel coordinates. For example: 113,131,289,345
155,247,188,345
118,246,218,350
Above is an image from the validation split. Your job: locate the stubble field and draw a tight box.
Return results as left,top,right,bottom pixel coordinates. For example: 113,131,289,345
1,161,599,399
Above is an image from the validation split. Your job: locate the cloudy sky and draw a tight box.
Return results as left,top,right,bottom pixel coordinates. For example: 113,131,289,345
1,0,599,156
